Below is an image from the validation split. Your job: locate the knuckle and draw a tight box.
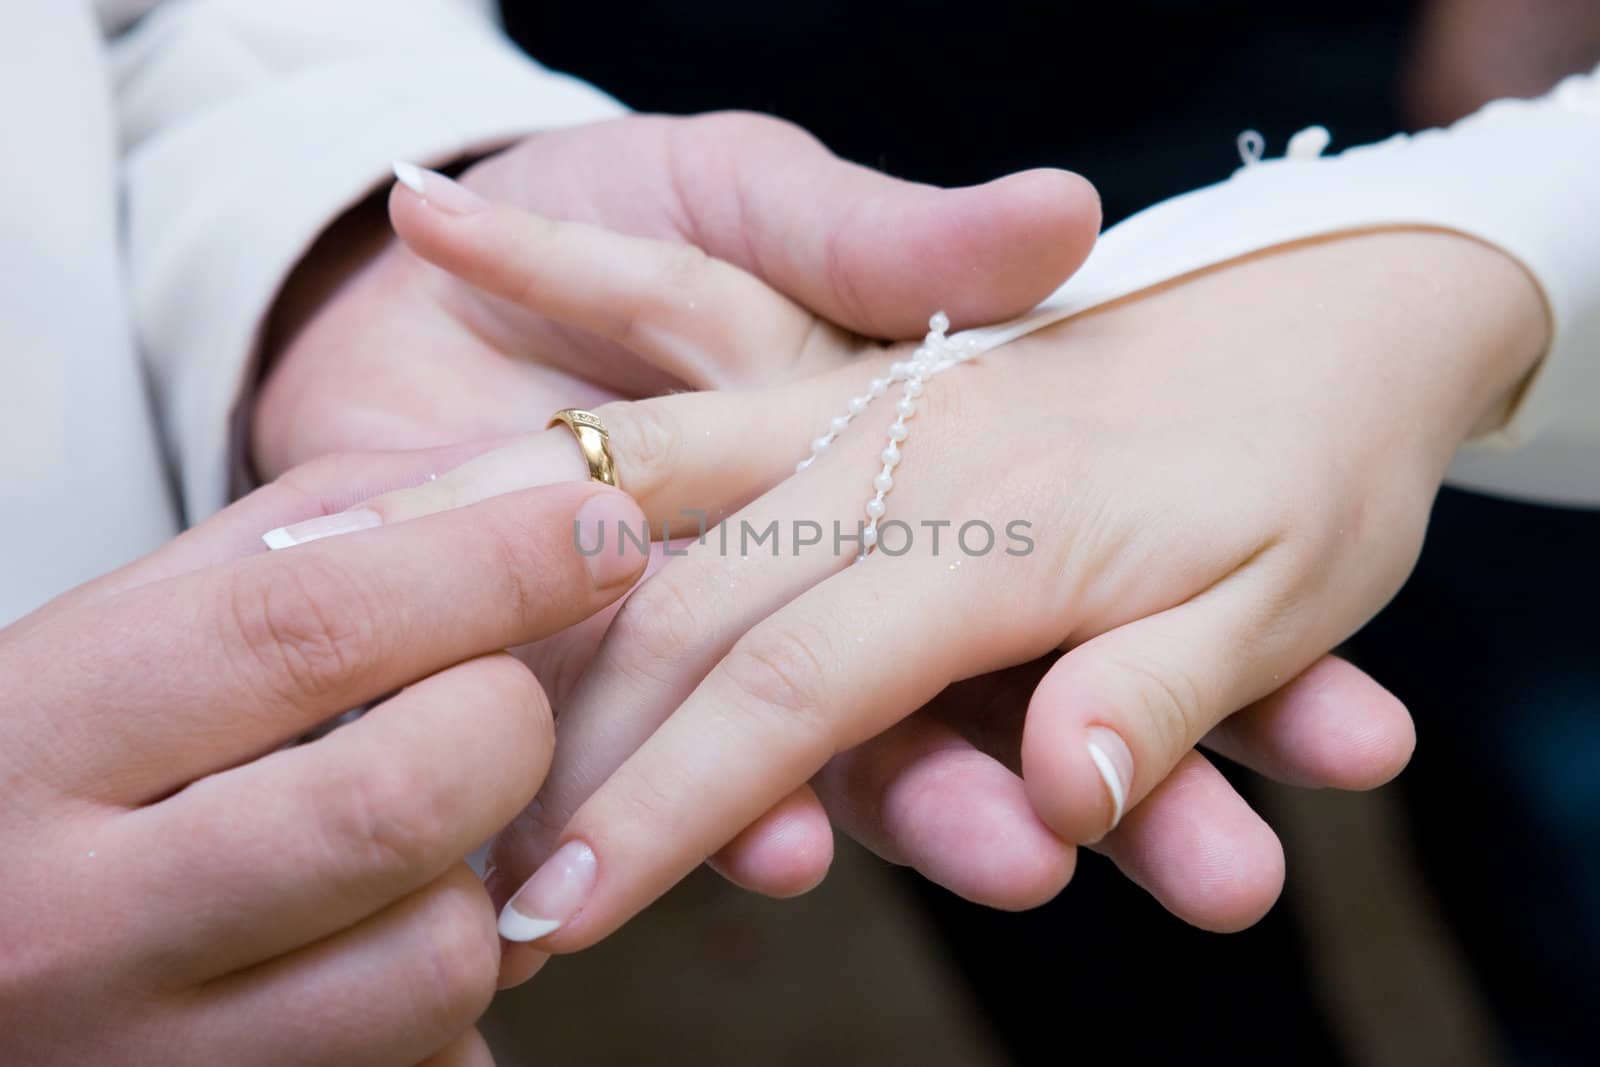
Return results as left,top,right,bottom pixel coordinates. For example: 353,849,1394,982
511,228,559,309
317,757,450,885
1103,650,1209,757
413,881,499,1031
605,567,705,677
608,767,691,832
220,558,379,706
598,398,680,509
696,109,813,148
822,205,873,331
717,621,834,734
650,243,717,308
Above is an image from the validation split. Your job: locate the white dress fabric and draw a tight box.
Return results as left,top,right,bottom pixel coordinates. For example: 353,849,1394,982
1,0,620,624
960,69,1600,506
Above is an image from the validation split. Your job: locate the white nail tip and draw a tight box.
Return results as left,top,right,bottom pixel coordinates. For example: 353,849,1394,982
259,509,382,551
498,906,561,943
261,527,297,551
1086,740,1127,830
393,160,426,195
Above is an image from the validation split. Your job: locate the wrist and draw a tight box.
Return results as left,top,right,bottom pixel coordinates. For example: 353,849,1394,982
1355,229,1549,443
253,191,397,479
1084,229,1548,479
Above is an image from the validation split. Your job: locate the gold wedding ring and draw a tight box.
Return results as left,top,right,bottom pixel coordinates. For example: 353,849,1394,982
547,408,620,488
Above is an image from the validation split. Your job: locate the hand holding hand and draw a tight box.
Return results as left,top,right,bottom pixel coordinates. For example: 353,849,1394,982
253,112,1099,479
0,451,646,1066
337,175,1538,977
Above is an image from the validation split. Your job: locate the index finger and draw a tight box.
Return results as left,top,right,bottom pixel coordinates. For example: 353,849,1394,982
494,549,1039,953
3,482,645,804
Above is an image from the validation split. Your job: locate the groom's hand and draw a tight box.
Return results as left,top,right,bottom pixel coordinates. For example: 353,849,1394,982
0,450,646,1067
252,111,1100,477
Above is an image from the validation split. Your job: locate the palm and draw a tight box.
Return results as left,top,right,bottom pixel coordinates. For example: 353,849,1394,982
257,119,704,476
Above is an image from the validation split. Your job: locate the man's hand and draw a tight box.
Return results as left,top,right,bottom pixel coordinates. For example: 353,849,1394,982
252,112,1100,478
0,451,646,1066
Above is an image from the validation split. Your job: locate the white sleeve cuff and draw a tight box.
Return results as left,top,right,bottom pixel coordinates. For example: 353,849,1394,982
118,1,624,521
962,67,1600,506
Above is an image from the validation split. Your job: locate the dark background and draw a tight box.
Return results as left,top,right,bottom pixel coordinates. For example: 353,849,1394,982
504,0,1408,227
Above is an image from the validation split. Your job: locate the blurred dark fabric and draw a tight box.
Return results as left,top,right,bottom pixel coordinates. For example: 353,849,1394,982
500,3,1598,1063
503,0,1410,226
1345,489,1600,1064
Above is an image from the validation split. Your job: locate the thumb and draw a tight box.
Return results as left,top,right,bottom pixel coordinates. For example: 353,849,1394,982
1021,567,1302,846
669,111,1101,338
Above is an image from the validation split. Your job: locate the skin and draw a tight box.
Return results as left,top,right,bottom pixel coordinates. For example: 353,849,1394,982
359,180,1546,978
255,112,1099,474
0,450,647,1066
252,113,1421,953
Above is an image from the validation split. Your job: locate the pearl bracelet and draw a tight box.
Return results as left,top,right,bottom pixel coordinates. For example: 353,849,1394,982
795,311,983,559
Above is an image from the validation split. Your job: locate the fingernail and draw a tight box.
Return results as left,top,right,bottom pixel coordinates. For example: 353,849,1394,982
497,840,597,942
575,492,648,589
393,161,489,216
1085,725,1134,831
261,509,382,550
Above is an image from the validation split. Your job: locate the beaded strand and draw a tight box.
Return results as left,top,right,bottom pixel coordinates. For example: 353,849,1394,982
795,311,982,560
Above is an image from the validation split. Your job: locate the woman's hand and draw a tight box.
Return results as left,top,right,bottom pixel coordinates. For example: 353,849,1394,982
0,451,647,1066
329,174,1525,974
501,218,1533,956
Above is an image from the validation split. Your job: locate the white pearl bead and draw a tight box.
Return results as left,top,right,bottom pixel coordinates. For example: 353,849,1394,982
913,346,933,362
830,416,850,435
869,378,889,393
897,397,917,418
863,525,879,547
848,396,868,415
888,422,908,442
866,499,885,519
874,472,893,493
889,361,911,380
881,445,901,466
812,436,831,453
929,311,950,334
905,379,924,397
795,459,810,474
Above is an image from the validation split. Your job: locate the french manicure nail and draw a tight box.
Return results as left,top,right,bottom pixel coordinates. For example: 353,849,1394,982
1085,725,1134,832
498,840,597,942
261,509,382,551
575,492,648,589
392,161,489,216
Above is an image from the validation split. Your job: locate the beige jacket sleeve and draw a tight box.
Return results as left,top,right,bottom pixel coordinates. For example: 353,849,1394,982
110,0,624,521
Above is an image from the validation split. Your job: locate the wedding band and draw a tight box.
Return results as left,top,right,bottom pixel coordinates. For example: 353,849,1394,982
547,408,620,488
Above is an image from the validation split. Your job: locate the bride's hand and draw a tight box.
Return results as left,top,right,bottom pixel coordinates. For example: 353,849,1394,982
266,173,1416,952
342,174,1542,974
